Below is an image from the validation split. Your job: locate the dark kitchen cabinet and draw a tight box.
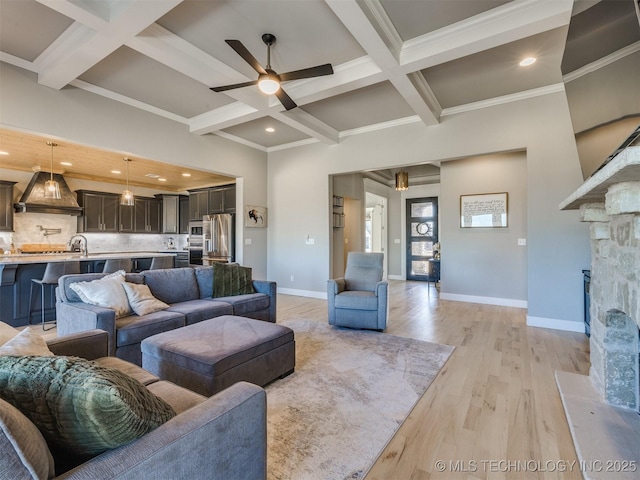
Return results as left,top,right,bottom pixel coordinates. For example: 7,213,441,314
0,181,16,232
76,191,119,233
209,186,236,214
179,196,189,234
189,190,209,220
157,194,180,234
119,203,135,233
134,197,161,233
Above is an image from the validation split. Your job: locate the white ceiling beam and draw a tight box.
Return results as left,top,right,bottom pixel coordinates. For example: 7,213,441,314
399,0,574,72
274,109,339,145
36,0,109,31
326,0,440,125
34,0,183,89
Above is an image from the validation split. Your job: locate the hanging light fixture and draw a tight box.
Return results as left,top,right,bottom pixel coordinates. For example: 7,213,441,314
121,158,134,206
395,170,409,191
44,141,61,199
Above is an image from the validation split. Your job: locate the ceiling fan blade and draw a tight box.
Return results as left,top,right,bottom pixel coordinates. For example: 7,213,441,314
275,88,297,110
279,63,333,82
210,80,258,92
225,40,267,75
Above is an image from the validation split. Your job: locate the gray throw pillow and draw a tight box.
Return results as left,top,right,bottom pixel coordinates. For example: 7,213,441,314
0,356,176,458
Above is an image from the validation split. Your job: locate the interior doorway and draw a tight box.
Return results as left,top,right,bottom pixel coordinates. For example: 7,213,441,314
365,192,387,277
406,197,438,281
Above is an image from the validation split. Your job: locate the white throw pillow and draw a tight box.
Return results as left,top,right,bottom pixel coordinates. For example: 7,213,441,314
0,322,18,346
0,328,53,356
70,271,132,318
122,282,170,316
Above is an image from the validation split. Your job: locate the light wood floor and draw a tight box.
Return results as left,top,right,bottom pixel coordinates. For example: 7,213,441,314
276,280,591,480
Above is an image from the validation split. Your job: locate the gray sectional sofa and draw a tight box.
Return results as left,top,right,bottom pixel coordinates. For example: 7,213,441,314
1,329,267,479
56,266,277,365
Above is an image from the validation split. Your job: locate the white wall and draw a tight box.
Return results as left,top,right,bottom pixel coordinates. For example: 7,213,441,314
268,90,591,330
439,152,527,306
0,63,269,278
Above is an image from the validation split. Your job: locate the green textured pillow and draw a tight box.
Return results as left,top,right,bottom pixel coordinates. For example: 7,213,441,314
212,263,255,298
0,356,176,458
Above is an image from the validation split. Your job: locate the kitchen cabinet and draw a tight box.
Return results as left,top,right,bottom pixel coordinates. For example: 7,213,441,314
157,194,180,234
76,191,119,233
0,181,16,232
134,197,161,233
189,190,209,220
119,203,135,233
179,196,189,234
209,186,236,214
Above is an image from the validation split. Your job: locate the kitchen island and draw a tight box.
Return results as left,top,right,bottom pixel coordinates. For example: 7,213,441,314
0,251,177,327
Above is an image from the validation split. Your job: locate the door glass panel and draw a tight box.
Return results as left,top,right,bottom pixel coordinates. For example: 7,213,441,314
411,202,433,218
411,241,433,256
411,221,434,237
411,260,429,276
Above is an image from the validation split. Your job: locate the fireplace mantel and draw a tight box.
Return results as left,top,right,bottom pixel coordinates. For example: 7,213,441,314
560,146,640,210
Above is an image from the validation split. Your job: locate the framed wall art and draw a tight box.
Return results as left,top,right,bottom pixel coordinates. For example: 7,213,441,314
460,192,508,228
245,205,267,228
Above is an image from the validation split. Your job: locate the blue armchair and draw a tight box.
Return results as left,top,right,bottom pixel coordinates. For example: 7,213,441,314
327,252,388,331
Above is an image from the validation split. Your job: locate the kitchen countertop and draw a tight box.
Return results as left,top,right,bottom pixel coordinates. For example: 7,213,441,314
0,251,177,265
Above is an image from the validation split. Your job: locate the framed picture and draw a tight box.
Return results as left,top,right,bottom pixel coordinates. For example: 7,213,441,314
460,192,508,228
245,205,267,228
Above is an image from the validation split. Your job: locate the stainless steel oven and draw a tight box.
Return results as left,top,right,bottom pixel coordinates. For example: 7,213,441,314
188,221,203,265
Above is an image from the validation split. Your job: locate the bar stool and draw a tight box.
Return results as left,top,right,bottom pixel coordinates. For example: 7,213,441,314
29,261,81,331
102,258,133,273
150,256,174,270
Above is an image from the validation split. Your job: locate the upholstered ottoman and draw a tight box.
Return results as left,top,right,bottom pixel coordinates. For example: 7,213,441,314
141,315,295,396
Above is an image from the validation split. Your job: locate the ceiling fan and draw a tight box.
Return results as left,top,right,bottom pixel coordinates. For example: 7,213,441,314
210,33,334,110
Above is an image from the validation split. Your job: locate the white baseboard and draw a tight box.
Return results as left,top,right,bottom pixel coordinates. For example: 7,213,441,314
526,315,585,333
439,292,527,309
387,275,403,280
278,288,327,300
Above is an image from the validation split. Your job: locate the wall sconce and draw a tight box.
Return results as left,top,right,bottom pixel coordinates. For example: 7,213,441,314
120,158,134,206
44,141,61,199
395,170,409,191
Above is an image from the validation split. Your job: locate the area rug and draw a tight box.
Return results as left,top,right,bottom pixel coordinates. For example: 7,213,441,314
265,318,454,480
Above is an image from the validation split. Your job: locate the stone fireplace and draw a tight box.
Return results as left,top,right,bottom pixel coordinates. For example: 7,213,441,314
558,142,640,479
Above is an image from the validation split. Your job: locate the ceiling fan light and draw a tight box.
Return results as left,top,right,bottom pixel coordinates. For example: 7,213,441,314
258,75,280,95
395,171,409,191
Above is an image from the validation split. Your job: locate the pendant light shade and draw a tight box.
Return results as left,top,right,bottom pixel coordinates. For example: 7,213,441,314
44,142,61,199
121,158,134,206
395,170,409,191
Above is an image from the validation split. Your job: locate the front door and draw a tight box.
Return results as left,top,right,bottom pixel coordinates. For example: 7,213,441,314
406,197,438,281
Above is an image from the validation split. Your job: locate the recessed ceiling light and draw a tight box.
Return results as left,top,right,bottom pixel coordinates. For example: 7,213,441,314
265,127,275,133
111,170,121,174
158,178,167,182
182,173,191,177
60,161,72,166
0,151,8,155
519,57,536,67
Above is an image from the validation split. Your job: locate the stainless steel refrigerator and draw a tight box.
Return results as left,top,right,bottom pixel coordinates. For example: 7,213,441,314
202,213,234,264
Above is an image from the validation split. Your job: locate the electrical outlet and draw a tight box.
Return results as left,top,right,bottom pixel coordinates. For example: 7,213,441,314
305,238,314,245
290,275,294,282
517,238,527,246
394,239,400,244
244,238,252,245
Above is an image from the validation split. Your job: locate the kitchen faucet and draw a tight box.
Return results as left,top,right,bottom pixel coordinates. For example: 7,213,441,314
68,234,89,257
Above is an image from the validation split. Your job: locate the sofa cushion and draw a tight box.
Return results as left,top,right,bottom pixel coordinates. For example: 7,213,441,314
0,328,53,356
212,263,255,298
93,356,159,386
142,267,200,304
115,311,185,347
194,266,214,299
146,380,207,414
208,293,270,316
0,398,55,480
69,271,132,318
166,300,233,326
334,291,379,310
122,282,170,316
0,356,176,458
0,321,18,345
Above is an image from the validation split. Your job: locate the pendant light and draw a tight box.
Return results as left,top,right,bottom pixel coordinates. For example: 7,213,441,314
395,170,409,191
44,141,61,199
121,158,134,206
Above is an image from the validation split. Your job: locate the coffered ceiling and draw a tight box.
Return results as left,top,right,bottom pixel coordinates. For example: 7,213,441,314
0,0,638,187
